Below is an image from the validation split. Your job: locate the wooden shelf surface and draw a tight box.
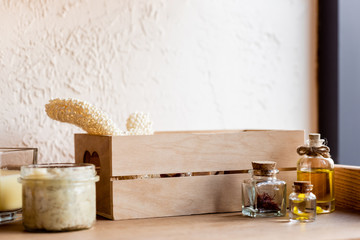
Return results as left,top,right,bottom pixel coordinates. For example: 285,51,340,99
1,209,360,240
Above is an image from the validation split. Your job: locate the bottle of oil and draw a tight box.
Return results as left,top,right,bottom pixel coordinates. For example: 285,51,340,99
296,133,335,214
289,181,316,222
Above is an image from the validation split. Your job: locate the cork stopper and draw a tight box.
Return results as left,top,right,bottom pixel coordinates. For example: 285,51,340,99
308,133,323,147
252,161,276,171
293,181,313,193
309,133,320,141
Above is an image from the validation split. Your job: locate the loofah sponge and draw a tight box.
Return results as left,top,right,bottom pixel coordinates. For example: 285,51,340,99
126,112,154,135
45,98,154,136
45,98,157,179
45,98,124,136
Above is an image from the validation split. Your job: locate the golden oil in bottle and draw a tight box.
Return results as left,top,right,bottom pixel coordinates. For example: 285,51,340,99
296,133,335,214
289,181,316,222
297,168,335,213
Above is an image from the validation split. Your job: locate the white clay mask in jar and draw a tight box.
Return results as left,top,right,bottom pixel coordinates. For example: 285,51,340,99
19,163,99,232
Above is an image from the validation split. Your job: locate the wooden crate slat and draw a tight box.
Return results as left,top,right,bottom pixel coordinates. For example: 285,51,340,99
111,175,244,220
110,130,304,176
111,170,297,220
335,165,360,211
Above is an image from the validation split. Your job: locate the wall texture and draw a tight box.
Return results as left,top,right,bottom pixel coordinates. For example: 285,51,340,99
0,0,318,163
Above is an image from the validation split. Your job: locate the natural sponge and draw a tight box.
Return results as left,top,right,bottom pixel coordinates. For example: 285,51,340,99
45,98,123,135
126,112,154,135
45,98,154,136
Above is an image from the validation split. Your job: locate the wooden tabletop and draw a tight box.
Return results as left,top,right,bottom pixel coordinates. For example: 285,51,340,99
1,209,360,240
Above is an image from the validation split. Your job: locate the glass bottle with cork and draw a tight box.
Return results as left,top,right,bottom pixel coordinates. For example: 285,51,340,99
289,181,316,222
242,161,287,217
297,133,335,214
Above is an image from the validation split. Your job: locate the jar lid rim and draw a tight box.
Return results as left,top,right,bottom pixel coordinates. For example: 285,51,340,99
20,163,97,181
23,163,94,169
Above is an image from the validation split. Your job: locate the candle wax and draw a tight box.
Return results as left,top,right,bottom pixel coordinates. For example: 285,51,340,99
0,169,22,211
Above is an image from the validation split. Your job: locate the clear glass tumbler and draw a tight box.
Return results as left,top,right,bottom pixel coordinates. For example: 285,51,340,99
0,148,37,224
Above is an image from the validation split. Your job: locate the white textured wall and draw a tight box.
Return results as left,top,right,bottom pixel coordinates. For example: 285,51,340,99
0,0,318,163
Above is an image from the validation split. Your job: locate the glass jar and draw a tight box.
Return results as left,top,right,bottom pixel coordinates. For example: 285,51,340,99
297,133,335,214
19,163,99,232
289,181,316,222
0,148,37,224
242,161,286,217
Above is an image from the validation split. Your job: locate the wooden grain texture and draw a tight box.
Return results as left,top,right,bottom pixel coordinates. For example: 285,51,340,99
74,130,303,220
110,130,304,176
335,164,360,211
111,171,297,220
111,174,245,220
74,134,113,218
2,209,360,240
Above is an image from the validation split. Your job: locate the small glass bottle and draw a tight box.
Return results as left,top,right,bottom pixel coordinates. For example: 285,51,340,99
289,181,316,222
242,161,287,217
297,133,335,214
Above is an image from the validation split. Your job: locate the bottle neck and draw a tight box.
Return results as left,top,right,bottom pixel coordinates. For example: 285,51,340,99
293,190,311,194
297,139,331,159
249,169,278,180
307,138,324,148
252,175,277,181
292,186,312,194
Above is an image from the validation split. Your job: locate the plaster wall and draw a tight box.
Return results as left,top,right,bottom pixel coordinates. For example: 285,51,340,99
0,0,318,162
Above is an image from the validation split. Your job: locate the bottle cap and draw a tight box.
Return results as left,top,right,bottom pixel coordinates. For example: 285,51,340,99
309,133,320,141
308,133,324,147
293,181,313,193
251,161,276,171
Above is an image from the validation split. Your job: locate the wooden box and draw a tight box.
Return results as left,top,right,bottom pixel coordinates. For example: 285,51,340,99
74,130,305,220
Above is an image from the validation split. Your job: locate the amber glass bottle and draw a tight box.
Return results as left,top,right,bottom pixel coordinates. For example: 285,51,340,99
297,133,335,214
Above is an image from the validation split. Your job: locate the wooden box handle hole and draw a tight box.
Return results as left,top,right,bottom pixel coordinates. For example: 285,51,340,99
83,150,101,175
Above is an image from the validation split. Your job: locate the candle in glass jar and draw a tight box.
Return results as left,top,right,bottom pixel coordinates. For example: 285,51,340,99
0,169,22,211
